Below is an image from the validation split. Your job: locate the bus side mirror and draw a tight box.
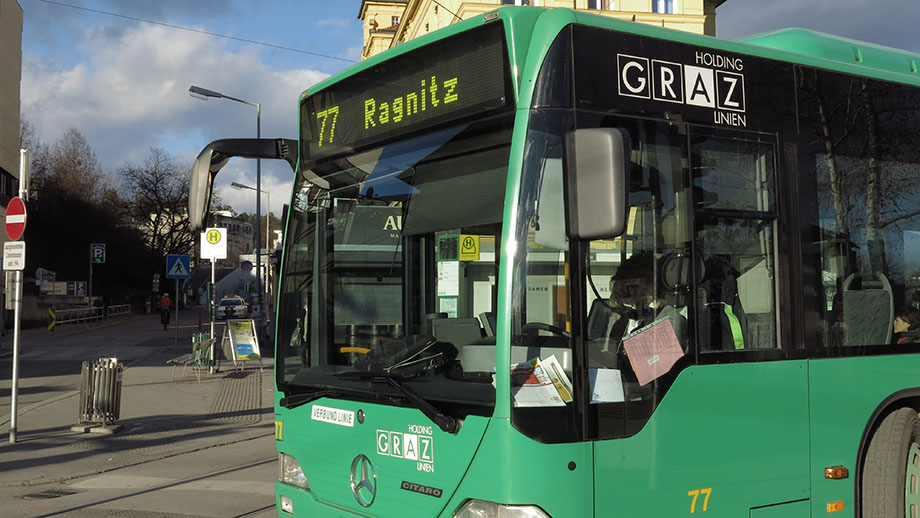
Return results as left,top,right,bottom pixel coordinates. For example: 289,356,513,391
566,128,630,240
189,146,228,232
188,138,298,231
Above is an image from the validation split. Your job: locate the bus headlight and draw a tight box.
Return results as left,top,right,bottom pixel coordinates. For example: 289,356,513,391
279,453,310,490
453,499,552,518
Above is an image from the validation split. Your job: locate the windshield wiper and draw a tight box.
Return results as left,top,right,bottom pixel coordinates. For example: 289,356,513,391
332,371,460,434
280,389,343,410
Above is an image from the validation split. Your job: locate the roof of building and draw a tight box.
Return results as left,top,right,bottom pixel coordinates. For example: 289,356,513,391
358,0,407,20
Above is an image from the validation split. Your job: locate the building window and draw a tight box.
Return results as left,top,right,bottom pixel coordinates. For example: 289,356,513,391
652,0,675,13
391,16,400,26
588,0,611,9
502,0,535,5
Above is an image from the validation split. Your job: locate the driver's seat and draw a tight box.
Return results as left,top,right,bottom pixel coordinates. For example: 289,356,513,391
430,317,484,347
587,299,632,352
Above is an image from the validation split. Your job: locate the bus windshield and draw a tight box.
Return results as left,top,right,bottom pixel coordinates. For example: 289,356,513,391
277,113,512,417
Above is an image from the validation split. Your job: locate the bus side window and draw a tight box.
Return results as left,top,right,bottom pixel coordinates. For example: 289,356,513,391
691,135,778,351
697,255,748,351
841,272,894,346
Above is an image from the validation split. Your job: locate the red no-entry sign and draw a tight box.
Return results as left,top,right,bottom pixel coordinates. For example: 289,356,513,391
5,197,26,241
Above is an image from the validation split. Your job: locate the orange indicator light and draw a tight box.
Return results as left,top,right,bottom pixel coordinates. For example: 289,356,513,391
827,501,845,513
825,465,849,479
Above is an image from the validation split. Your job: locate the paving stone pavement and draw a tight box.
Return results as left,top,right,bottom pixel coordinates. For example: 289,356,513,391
0,313,275,490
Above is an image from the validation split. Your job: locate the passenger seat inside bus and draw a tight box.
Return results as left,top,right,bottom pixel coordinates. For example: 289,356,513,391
842,271,893,346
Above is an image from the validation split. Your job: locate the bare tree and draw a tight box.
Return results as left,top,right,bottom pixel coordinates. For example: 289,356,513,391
19,118,36,149
29,127,107,202
120,147,195,265
22,124,150,304
19,118,50,196
804,69,920,283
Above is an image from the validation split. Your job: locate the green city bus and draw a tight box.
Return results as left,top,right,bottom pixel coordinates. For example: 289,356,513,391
189,6,920,517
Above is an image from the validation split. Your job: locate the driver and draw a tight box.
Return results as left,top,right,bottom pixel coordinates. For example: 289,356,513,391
606,252,687,350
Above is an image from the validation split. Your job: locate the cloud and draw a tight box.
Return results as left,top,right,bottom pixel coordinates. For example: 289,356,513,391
95,0,240,19
22,19,327,214
717,0,920,53
316,18,349,29
216,164,294,218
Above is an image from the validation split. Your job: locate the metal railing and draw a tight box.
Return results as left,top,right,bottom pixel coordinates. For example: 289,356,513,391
53,304,135,334
55,307,104,329
106,304,131,319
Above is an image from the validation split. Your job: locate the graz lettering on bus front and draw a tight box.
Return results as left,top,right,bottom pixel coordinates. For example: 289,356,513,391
617,51,747,127
377,425,435,472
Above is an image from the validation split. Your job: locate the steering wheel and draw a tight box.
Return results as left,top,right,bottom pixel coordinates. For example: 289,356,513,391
522,322,571,337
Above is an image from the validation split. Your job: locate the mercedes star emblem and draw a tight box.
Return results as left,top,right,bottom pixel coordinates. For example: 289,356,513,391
350,454,377,507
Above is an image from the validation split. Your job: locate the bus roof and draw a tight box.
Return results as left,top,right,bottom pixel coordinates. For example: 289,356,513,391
302,6,920,103
567,8,920,87
737,27,920,80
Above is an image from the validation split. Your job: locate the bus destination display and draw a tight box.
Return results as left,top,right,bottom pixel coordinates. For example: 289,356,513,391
302,23,510,162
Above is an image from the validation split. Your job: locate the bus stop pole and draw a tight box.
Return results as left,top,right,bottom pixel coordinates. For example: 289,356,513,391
209,259,215,374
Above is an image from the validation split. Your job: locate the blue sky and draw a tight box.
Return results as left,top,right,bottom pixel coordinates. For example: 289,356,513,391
20,0,365,216
18,0,920,215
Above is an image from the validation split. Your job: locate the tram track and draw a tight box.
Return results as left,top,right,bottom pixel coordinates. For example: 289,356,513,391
31,457,276,518
233,504,277,517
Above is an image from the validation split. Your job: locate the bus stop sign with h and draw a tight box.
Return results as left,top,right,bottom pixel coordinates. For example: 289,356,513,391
201,228,227,357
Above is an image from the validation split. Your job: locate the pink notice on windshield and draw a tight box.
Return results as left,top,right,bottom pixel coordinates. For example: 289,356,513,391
623,318,685,386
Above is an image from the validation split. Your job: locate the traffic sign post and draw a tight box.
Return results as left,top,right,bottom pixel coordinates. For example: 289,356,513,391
166,255,191,352
3,241,25,271
90,243,105,263
166,255,191,279
10,150,30,445
88,244,105,302
5,197,26,241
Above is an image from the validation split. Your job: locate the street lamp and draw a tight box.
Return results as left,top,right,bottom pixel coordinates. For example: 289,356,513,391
231,182,271,303
189,85,263,309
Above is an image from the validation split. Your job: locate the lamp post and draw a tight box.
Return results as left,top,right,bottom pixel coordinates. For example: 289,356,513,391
188,85,263,309
231,182,271,304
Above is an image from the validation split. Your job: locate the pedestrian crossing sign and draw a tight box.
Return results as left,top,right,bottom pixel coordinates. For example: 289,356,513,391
166,254,191,279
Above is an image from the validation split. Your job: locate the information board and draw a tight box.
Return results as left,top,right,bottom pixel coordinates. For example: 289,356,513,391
226,319,261,360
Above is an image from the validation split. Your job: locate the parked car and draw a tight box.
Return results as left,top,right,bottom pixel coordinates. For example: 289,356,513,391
217,295,248,319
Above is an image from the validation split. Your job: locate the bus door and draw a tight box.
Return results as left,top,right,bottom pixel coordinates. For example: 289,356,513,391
590,122,810,517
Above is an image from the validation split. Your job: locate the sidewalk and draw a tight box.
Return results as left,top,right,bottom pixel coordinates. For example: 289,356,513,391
0,313,274,488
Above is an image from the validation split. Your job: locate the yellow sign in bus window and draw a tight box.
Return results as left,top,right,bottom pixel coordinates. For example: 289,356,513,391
459,235,480,261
